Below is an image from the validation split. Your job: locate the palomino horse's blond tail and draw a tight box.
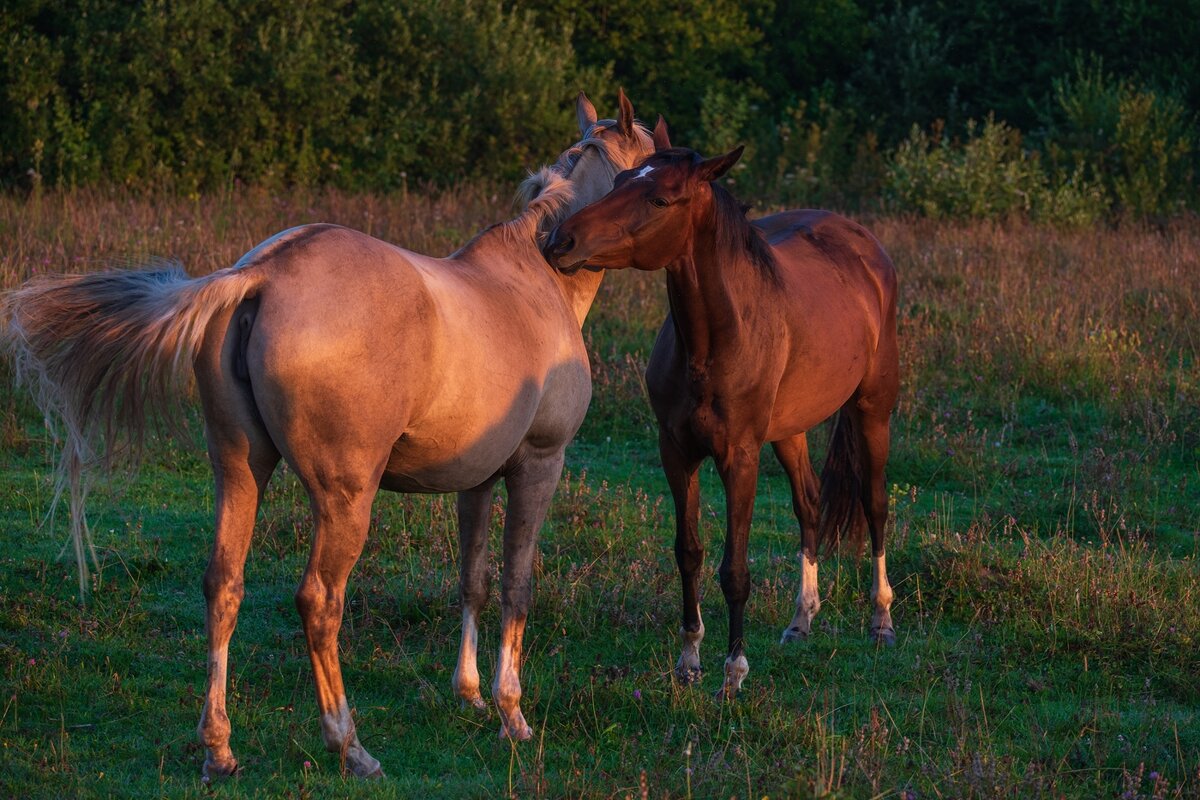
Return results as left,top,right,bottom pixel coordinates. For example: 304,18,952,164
2,264,265,599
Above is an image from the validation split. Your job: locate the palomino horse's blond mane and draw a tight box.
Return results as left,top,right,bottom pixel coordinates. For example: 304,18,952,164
507,120,653,245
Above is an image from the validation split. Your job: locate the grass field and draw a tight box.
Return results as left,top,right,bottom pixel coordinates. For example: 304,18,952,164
1,188,1198,799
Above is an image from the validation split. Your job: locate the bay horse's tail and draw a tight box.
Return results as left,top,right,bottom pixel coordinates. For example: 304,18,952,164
818,407,868,554
1,263,265,598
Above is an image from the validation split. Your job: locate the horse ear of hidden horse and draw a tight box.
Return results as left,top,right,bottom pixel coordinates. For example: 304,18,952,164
545,138,900,700
1,90,653,780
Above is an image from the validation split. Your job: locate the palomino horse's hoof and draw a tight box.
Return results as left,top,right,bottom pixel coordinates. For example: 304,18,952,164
499,721,533,741
872,627,896,647
673,666,704,686
780,625,810,644
462,696,489,713
201,758,239,782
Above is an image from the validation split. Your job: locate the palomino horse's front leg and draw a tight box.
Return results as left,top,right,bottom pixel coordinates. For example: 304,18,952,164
772,435,823,643
492,452,564,740
714,445,760,700
295,487,383,777
453,482,497,710
659,431,706,684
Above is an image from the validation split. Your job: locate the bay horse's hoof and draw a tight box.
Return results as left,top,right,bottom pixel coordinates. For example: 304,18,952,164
673,666,704,686
872,627,896,647
780,625,809,644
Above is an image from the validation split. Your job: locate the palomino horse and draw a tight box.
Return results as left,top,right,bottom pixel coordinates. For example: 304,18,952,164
544,123,900,699
3,92,654,778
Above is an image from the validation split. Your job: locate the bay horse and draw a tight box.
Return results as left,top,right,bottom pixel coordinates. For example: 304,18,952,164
543,123,900,699
2,91,654,778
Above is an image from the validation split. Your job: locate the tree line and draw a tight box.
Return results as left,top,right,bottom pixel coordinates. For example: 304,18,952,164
2,0,1196,218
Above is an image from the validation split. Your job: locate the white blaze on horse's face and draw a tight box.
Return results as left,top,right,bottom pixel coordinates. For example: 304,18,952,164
635,165,655,180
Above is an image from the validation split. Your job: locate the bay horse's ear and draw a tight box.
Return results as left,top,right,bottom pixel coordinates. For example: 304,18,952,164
576,91,598,136
616,87,635,138
652,115,671,151
697,145,745,182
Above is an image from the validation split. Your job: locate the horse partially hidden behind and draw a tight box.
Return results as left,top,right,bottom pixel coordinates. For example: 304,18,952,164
2,91,654,779
544,122,900,699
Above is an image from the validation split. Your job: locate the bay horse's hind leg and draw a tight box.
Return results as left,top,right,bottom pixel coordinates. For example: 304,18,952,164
773,434,822,643
295,478,384,777
856,294,900,646
453,482,497,711
492,450,564,741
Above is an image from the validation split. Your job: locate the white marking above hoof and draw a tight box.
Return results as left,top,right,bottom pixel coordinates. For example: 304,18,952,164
716,654,749,700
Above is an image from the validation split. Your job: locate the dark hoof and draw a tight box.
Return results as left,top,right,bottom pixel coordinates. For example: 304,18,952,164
780,626,809,644
674,666,704,686
201,758,239,783
462,696,489,713
872,628,896,647
713,685,738,702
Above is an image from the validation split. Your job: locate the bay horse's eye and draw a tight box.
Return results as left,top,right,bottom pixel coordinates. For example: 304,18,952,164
650,197,669,208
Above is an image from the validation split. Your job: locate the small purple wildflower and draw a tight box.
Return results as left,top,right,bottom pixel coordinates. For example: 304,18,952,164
634,689,642,701
1149,771,1160,781
27,658,36,666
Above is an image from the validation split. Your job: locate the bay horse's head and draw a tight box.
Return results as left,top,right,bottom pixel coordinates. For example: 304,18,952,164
513,89,655,243
542,121,744,274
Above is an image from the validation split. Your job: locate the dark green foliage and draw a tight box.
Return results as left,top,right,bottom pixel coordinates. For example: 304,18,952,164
1,0,1198,216
0,0,591,190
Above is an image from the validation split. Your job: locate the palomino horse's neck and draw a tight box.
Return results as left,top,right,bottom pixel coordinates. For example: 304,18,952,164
459,223,604,330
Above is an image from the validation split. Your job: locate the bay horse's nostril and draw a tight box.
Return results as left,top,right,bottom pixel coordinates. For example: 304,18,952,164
542,232,576,265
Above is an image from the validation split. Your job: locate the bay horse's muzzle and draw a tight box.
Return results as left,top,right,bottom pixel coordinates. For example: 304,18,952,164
542,228,579,272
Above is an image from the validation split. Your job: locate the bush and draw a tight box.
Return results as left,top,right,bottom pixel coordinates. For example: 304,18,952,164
887,117,1107,225
1045,58,1195,219
0,0,593,190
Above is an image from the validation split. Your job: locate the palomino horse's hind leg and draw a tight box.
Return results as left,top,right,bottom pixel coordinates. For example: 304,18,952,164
659,431,705,685
194,309,281,781
854,402,897,646
492,451,564,740
295,484,383,777
713,444,760,700
197,441,278,780
453,483,497,710
772,435,822,643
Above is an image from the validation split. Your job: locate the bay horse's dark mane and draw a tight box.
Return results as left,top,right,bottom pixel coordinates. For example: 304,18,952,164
708,181,781,284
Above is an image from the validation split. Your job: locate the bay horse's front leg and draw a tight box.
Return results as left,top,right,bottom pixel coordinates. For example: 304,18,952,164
453,482,497,711
714,444,760,700
493,451,565,740
295,486,383,777
660,431,706,685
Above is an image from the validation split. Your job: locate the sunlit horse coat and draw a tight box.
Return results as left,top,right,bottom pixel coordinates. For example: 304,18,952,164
2,92,654,779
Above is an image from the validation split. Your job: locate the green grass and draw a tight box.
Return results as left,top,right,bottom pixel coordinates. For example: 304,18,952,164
2,190,1199,798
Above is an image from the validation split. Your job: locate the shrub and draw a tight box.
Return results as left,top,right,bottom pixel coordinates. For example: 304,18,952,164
887,116,1106,225
1045,58,1195,219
